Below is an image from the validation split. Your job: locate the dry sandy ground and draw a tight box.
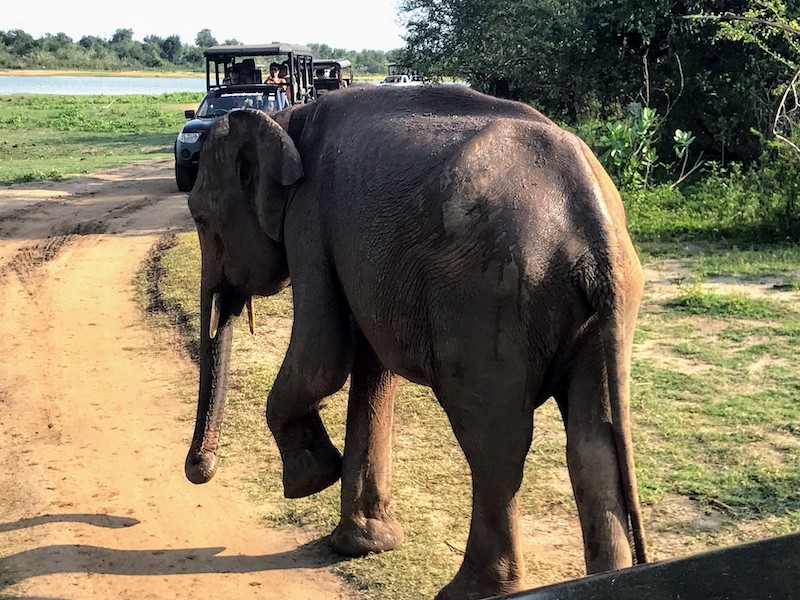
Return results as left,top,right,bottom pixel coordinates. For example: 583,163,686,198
0,159,353,600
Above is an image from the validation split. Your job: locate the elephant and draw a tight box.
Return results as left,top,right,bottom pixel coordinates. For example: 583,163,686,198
183,84,647,600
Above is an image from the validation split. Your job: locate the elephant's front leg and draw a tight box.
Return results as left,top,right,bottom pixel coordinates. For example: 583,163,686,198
266,306,354,499
330,329,405,556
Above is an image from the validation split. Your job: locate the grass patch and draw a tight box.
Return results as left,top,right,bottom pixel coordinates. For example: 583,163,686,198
632,349,800,518
689,246,800,281
0,93,201,183
664,284,789,320
630,249,800,537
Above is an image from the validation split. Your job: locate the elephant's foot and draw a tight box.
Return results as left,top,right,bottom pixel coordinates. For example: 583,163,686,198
434,567,522,600
329,514,405,557
273,411,343,498
281,437,342,498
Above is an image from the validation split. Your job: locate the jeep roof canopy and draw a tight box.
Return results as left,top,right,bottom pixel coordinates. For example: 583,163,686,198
203,43,315,104
204,43,313,61
313,59,352,70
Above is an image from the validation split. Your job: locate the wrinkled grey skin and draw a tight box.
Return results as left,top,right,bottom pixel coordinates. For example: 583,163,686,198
184,84,647,600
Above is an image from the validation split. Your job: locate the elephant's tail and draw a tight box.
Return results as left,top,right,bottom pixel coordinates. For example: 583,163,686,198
602,312,648,565
574,133,648,565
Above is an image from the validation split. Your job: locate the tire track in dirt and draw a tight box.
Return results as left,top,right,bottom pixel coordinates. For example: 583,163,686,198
0,167,172,293
0,159,353,600
3,221,107,296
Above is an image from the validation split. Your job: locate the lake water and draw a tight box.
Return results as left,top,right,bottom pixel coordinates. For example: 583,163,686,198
0,75,206,95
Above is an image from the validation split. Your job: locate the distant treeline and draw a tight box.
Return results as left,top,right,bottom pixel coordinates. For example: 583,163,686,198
0,28,398,75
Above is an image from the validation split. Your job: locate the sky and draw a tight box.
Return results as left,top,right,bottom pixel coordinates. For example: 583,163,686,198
5,0,407,52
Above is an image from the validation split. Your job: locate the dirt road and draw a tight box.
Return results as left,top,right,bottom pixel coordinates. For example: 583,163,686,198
0,159,352,600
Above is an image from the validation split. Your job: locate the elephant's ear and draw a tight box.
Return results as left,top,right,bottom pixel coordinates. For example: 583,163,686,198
228,109,303,242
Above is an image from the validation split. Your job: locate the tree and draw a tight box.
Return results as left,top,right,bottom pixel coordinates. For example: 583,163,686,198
181,44,204,67
142,35,165,67
109,28,143,63
0,29,39,56
160,35,183,62
308,43,390,74
142,35,163,53
195,29,217,49
0,27,392,76
689,1,800,151
41,33,74,53
78,35,105,51
355,49,389,73
399,0,583,103
110,28,134,46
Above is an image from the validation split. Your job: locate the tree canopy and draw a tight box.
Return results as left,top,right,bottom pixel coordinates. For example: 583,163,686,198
398,0,798,163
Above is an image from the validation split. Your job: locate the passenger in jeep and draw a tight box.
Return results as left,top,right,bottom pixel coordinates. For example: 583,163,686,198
223,67,240,85
266,63,287,89
265,63,288,110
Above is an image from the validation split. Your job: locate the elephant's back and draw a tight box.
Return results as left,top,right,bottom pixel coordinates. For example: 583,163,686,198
300,85,552,180
315,83,551,124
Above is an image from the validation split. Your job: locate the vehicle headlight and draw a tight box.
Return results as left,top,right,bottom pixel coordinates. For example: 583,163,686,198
178,132,201,144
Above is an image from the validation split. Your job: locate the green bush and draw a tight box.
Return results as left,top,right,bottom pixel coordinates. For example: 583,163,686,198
582,102,701,193
596,102,661,189
746,143,800,240
623,148,800,243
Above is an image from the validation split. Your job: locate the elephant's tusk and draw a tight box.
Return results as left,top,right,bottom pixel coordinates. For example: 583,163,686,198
209,292,221,339
246,297,255,335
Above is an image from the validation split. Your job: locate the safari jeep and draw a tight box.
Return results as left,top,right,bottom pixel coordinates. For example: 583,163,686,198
174,43,316,192
313,59,353,95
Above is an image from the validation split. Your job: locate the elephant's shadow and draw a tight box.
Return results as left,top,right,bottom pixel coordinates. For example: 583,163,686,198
0,513,347,592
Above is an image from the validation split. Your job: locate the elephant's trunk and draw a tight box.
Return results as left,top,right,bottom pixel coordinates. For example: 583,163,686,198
185,288,239,484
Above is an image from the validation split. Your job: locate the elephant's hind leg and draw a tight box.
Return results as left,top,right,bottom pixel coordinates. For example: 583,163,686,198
266,292,354,499
330,328,404,556
556,338,634,573
435,379,534,600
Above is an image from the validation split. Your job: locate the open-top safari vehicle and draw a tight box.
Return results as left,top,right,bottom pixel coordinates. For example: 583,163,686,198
313,58,353,94
174,43,316,192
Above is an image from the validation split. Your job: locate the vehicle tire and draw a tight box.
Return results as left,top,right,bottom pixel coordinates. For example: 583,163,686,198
175,163,197,192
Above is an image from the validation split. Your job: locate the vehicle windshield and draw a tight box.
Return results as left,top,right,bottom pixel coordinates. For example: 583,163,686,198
383,76,404,83
196,91,286,116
